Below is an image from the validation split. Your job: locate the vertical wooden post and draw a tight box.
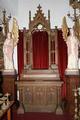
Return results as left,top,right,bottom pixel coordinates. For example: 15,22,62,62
7,108,11,120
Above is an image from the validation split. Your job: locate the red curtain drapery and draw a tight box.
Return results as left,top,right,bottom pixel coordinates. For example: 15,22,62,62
58,29,67,97
32,31,49,69
17,30,24,78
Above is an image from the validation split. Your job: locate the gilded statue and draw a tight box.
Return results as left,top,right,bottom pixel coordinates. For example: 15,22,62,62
62,16,79,70
3,17,19,70
73,19,80,40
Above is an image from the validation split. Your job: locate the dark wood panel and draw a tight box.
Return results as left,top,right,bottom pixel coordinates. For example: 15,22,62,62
2,71,17,101
65,74,79,115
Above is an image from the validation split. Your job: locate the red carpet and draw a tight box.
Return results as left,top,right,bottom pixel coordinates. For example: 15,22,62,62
13,112,73,120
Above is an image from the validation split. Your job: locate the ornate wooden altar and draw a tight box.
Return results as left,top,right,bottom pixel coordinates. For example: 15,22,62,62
16,5,63,113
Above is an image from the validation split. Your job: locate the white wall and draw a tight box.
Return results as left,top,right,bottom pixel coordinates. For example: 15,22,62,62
18,0,73,29
0,0,74,29
0,0,18,17
0,0,74,70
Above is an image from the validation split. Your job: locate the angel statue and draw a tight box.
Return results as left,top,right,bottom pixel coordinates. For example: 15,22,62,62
62,16,79,70
3,17,19,70
62,16,69,40
3,32,14,70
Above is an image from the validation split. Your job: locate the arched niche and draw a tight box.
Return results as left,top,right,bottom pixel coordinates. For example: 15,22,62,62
23,5,59,73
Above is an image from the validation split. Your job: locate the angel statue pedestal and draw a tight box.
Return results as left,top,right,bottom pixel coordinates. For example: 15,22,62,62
1,17,18,102
62,9,80,115
2,31,18,101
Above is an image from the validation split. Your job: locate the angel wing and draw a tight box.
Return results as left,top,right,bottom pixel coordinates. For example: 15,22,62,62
73,19,80,40
62,16,68,41
11,17,19,47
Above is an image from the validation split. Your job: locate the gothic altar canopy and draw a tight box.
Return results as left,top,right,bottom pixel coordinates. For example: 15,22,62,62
21,4,60,80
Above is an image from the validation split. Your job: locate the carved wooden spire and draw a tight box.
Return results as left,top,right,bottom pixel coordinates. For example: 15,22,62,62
37,4,41,11
29,11,31,23
29,4,50,30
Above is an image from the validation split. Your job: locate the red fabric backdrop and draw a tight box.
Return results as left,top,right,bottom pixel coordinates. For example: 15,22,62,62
17,30,24,78
32,31,49,69
58,29,67,97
